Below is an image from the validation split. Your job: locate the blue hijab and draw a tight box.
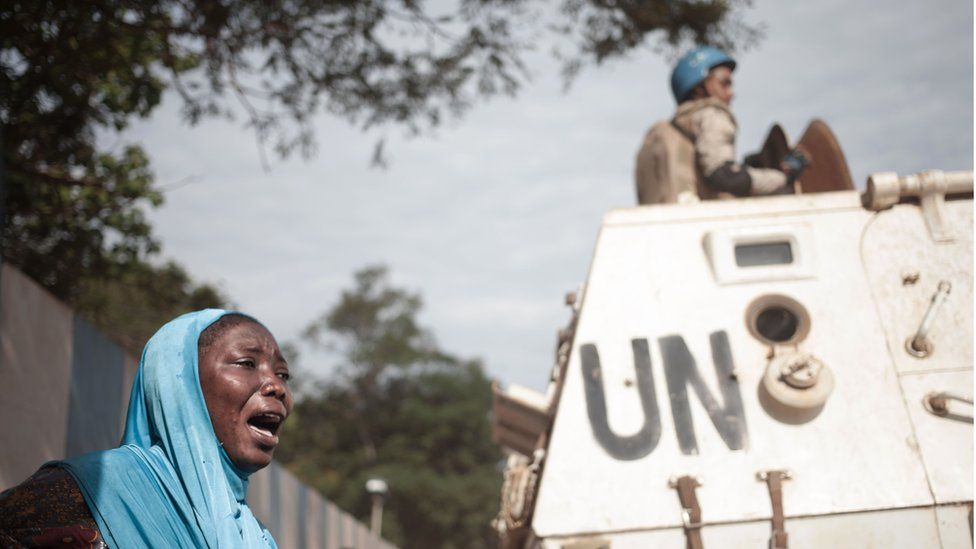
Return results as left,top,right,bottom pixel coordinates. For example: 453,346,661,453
56,309,277,548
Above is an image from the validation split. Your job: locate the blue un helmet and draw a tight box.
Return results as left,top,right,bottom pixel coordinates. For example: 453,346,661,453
670,46,736,103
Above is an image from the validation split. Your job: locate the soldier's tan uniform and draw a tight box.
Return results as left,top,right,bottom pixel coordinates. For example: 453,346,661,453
635,98,787,205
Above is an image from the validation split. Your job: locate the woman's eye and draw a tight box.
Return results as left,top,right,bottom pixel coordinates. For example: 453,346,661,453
236,360,255,368
277,372,291,382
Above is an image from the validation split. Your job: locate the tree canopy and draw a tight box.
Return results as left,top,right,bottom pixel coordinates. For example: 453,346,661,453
276,266,503,548
0,0,759,350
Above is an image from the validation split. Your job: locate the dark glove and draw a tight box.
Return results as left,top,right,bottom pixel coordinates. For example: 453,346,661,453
782,149,810,179
781,149,810,194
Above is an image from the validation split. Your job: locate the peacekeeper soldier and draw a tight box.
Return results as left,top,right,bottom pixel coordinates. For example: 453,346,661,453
635,46,807,205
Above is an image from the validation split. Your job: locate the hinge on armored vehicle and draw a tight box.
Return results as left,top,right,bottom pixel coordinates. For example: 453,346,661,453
757,470,793,549
669,475,704,549
668,472,794,549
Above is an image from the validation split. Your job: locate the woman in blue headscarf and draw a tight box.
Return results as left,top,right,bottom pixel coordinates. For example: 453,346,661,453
0,310,292,548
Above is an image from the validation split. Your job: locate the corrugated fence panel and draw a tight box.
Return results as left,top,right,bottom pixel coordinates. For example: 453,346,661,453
297,482,309,549
249,463,396,549
305,486,323,549
65,317,125,458
319,492,335,549
249,464,272,525
0,265,74,490
326,501,340,549
277,465,301,549
269,461,282,535
355,519,367,549
341,510,356,549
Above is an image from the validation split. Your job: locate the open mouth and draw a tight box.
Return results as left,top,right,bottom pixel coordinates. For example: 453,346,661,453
246,412,284,446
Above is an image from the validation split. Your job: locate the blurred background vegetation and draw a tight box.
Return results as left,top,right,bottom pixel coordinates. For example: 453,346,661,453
277,266,502,548
1,1,756,546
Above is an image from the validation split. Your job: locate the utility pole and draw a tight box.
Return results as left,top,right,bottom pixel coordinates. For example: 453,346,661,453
365,478,389,537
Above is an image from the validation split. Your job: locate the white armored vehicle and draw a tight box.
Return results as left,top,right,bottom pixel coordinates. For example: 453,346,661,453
492,145,974,548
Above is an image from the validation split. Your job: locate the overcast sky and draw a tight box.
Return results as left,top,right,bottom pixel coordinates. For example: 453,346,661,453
123,0,973,391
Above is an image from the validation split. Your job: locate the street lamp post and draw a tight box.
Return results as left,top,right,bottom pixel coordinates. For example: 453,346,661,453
365,478,388,537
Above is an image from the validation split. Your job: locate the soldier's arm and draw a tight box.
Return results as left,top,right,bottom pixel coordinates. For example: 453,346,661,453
694,107,787,196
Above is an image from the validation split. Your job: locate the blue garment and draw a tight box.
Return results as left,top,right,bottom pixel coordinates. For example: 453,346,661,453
55,309,277,548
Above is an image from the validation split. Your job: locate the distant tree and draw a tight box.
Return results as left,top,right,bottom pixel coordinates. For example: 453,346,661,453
276,266,502,548
73,261,227,355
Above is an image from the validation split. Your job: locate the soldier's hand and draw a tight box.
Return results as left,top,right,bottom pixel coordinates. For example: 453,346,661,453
781,146,811,177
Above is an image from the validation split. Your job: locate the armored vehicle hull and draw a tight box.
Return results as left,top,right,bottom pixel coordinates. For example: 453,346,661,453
494,172,973,548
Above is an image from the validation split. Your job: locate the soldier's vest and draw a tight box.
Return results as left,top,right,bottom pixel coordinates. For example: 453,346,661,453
637,97,745,205
635,121,731,205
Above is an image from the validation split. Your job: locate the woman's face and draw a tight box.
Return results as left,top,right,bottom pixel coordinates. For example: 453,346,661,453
199,320,293,473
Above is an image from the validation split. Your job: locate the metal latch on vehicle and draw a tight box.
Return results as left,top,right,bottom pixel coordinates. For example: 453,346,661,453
905,280,951,359
923,392,973,422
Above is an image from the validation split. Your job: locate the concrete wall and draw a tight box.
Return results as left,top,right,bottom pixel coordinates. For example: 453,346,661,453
0,264,395,549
